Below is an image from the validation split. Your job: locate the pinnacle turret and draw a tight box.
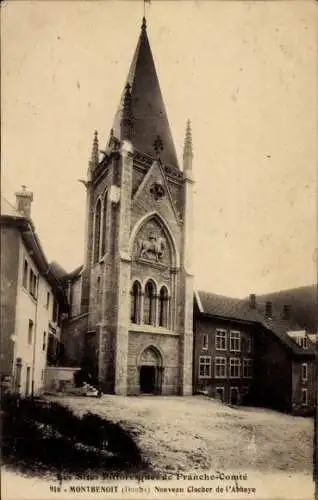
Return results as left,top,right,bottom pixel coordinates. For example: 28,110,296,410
121,83,133,140
89,130,99,168
183,119,193,159
183,120,193,176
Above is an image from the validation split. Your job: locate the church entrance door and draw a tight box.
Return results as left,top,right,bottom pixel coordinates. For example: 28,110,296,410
138,346,163,395
140,366,156,394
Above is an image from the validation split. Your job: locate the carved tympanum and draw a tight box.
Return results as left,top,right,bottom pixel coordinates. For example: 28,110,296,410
133,219,171,267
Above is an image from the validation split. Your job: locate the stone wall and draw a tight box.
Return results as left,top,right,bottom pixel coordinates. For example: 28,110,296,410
44,366,81,393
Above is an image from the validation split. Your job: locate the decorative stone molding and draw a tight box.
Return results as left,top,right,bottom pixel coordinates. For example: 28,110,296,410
120,140,134,157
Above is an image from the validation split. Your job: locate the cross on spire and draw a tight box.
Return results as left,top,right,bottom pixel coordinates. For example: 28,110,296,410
143,0,151,20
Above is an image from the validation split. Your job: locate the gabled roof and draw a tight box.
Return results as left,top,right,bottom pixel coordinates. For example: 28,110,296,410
111,18,179,168
195,290,316,358
195,290,263,323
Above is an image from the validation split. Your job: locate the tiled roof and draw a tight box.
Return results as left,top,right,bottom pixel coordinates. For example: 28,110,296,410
195,290,316,358
196,290,263,323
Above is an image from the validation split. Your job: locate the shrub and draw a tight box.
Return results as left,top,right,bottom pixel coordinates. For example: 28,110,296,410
1,394,144,477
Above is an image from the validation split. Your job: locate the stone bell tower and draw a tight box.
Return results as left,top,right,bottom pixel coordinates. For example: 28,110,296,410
81,17,194,396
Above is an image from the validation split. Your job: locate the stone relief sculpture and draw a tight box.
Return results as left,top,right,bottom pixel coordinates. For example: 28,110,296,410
138,232,166,262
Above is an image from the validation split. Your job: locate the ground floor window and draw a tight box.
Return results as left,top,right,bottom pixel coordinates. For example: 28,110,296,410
199,356,211,378
301,388,308,406
229,357,241,378
25,366,31,396
216,386,225,402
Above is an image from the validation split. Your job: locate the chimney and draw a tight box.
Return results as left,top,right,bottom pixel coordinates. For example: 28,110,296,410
15,185,33,218
282,304,291,320
265,301,272,319
249,293,256,309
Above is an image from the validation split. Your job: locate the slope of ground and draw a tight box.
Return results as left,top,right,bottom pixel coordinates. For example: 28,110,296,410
48,395,313,475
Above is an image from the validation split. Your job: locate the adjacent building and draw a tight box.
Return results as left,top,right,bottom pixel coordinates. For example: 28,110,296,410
0,188,68,396
193,291,316,414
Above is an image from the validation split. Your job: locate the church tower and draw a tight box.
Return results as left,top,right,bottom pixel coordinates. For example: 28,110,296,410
80,17,194,395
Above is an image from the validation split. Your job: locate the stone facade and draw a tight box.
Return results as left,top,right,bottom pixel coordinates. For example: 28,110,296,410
62,20,194,396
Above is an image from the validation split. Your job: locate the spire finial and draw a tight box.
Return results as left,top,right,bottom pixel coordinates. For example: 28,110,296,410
90,130,99,166
142,0,151,30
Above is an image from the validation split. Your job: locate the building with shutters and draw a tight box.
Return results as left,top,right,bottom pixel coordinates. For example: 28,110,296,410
0,189,68,396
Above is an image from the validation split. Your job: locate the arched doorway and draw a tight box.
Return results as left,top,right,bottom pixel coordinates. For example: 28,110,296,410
138,346,163,395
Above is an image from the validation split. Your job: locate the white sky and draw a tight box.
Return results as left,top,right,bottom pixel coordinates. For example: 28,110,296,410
2,0,317,298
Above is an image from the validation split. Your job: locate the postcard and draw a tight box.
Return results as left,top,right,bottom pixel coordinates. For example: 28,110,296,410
1,1,317,499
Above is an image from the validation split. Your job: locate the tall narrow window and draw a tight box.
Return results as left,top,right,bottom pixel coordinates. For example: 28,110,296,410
101,191,108,256
96,276,102,322
23,260,28,288
159,286,169,327
52,299,58,323
29,269,33,295
130,281,141,324
42,331,47,351
28,319,34,344
94,199,101,263
144,280,156,325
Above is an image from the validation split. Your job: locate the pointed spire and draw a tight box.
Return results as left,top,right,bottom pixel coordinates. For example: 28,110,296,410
111,17,179,167
89,130,99,168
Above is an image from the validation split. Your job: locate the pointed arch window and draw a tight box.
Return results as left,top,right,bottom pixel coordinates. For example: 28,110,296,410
94,199,101,263
96,276,102,322
144,280,156,326
101,191,108,256
130,281,141,324
159,286,169,328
